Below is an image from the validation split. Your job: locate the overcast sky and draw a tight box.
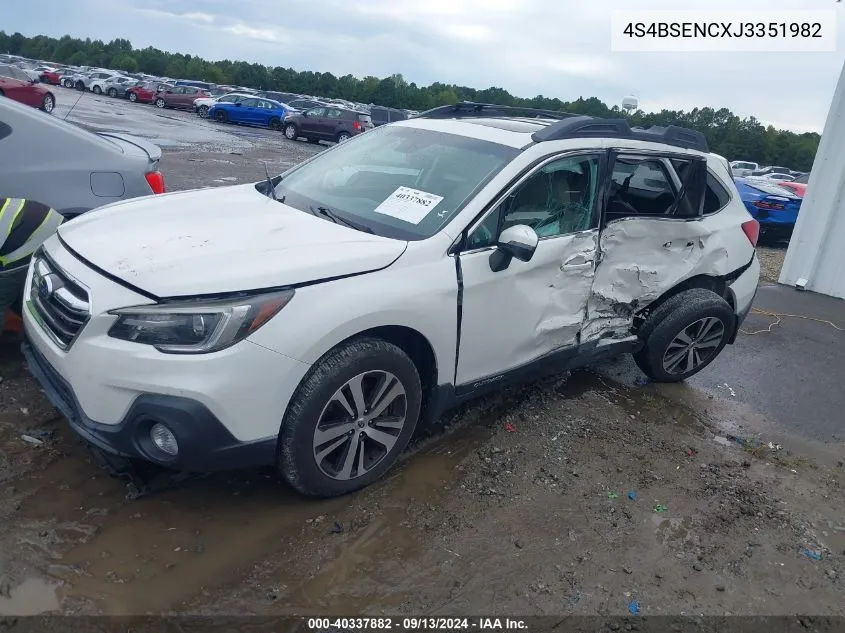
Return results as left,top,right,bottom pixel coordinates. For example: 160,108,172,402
6,0,845,132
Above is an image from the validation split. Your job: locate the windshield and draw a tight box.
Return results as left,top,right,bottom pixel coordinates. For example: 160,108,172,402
272,125,518,240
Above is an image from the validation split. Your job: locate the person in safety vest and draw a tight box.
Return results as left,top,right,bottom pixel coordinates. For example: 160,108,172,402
0,198,65,333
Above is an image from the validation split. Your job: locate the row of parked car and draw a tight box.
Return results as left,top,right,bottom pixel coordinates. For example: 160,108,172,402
1,54,420,143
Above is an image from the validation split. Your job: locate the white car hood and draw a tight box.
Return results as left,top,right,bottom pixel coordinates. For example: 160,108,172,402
58,184,407,297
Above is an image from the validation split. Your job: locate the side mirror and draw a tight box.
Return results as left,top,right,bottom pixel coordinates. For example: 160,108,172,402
489,224,539,272
235,102,242,107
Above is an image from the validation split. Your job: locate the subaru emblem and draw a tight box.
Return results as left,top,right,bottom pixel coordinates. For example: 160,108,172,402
37,275,53,300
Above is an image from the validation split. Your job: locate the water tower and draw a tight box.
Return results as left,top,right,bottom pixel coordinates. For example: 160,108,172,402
622,95,638,115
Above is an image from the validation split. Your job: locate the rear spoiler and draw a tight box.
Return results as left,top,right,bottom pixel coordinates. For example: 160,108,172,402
97,132,162,162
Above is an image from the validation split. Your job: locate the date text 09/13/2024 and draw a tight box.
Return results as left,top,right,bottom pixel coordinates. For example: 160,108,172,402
306,617,528,630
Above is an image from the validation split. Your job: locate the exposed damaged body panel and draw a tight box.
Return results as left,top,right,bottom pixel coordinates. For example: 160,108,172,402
452,145,756,393
583,214,753,341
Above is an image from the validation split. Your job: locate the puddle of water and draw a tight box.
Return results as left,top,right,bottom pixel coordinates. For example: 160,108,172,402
13,408,489,614
282,428,487,613
0,578,60,615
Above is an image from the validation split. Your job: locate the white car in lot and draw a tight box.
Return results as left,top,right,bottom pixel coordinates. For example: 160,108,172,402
22,104,760,498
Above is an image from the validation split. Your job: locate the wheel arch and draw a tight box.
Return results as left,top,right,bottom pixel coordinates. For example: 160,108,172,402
634,274,733,334
293,325,440,430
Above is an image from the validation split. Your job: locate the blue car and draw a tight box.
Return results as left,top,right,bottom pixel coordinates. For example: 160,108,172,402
208,97,292,131
735,177,802,242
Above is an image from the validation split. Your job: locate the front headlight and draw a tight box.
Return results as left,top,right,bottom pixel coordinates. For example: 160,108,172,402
107,290,294,354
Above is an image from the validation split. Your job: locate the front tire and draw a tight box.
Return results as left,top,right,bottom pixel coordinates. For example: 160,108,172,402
284,123,298,140
107,88,117,98
279,337,422,498
155,97,166,108
268,117,281,131
40,93,55,114
633,288,734,383
128,92,138,102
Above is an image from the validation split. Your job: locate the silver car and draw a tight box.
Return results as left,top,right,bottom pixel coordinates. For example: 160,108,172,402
0,97,165,218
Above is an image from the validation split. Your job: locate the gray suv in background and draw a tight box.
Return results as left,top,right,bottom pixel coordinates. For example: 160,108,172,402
0,97,165,218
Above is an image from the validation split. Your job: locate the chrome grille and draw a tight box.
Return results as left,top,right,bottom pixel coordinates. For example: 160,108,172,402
29,255,91,349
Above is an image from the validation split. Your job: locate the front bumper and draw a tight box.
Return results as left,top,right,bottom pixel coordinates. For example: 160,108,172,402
23,338,278,472
21,237,314,472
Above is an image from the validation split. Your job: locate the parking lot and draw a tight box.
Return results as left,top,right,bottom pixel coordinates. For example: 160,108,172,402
0,88,843,617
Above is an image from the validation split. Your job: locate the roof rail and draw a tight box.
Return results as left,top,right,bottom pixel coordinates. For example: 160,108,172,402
415,101,578,121
531,117,709,153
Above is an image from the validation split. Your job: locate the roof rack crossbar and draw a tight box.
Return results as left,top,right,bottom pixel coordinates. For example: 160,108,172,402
531,118,709,152
413,101,709,153
415,101,578,121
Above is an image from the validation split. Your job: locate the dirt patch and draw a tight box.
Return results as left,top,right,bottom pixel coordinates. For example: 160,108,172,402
756,246,786,283
184,372,843,616
1,341,843,616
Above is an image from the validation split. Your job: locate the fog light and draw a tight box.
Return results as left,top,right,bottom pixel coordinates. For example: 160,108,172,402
150,423,178,456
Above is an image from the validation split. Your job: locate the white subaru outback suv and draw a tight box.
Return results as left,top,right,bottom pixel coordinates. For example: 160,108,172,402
22,103,760,498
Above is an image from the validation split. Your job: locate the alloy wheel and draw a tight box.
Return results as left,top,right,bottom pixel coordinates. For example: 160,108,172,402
42,95,54,113
284,124,297,140
662,317,725,375
312,370,407,481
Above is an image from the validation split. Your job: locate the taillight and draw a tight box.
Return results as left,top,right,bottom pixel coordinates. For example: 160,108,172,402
751,200,785,210
742,219,760,247
145,171,166,194
353,120,361,131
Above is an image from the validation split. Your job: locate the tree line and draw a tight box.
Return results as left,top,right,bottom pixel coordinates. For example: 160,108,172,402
1,30,820,171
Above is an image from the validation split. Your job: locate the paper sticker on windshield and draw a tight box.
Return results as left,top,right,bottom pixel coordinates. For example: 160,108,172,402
373,187,443,224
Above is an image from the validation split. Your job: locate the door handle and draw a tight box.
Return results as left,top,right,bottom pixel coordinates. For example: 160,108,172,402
561,253,594,268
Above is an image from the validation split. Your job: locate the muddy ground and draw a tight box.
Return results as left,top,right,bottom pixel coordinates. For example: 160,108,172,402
2,89,839,617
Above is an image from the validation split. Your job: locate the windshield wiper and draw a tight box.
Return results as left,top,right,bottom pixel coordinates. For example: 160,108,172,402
309,205,374,234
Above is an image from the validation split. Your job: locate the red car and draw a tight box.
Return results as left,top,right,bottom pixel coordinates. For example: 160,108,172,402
38,69,61,85
127,82,173,103
778,174,808,197
0,64,55,113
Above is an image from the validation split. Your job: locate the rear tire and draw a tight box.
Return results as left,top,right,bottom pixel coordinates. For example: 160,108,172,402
215,110,228,123
75,81,85,91
279,337,422,498
198,105,209,118
284,123,298,140
633,288,734,383
336,132,351,143
107,88,117,98
40,93,55,114
92,85,102,95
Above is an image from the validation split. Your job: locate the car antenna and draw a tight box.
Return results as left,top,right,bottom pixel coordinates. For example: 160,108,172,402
63,89,85,121
262,161,278,201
